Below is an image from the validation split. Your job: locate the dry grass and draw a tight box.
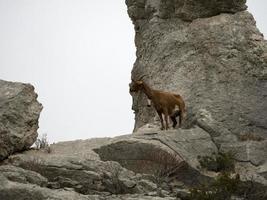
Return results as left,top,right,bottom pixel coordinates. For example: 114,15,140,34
19,157,44,173
238,133,264,142
35,133,51,153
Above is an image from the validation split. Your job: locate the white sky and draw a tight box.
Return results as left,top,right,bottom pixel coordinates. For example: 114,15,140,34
0,0,266,143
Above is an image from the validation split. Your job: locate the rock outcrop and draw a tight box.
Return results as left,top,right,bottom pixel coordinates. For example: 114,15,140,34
0,79,42,161
1,128,266,199
127,0,247,22
127,0,267,140
94,127,216,174
2,132,208,199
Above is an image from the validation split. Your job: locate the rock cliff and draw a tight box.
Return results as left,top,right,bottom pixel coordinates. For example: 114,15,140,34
127,0,267,139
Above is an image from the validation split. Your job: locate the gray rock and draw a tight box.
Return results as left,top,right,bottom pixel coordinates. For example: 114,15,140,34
126,0,247,22
0,164,47,186
0,79,42,160
235,162,267,186
4,137,159,196
221,140,267,166
94,128,217,171
0,173,177,200
0,175,101,200
94,128,217,186
127,1,267,141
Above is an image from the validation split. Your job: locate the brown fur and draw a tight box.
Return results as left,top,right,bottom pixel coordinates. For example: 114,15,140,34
130,80,186,130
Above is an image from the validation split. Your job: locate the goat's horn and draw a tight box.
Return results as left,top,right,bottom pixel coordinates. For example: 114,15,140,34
138,74,147,80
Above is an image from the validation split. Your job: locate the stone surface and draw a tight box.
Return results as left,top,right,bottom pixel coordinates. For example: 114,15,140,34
126,0,247,22
0,79,42,160
94,127,217,172
221,140,267,166
0,165,48,186
3,136,160,196
0,170,176,200
94,129,217,187
0,128,218,198
127,1,267,140
0,175,101,200
2,130,265,198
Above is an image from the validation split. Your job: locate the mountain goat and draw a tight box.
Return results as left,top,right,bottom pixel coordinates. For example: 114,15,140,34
129,78,186,130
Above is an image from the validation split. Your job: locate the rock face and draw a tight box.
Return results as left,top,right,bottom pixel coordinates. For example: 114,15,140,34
1,129,266,199
127,0,247,21
1,134,189,199
0,79,42,160
127,0,267,139
94,127,217,173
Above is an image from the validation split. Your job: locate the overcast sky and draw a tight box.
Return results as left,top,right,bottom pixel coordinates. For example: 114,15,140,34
0,0,266,143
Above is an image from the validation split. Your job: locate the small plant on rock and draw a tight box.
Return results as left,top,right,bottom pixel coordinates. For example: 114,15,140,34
147,150,185,197
19,157,45,173
198,152,235,173
103,161,125,194
187,151,267,200
189,172,240,200
35,133,51,153
188,173,267,200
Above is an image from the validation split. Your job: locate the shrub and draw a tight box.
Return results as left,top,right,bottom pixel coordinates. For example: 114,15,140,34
189,173,240,200
188,151,267,200
198,152,235,172
35,133,51,153
188,173,267,200
19,157,44,173
103,162,125,194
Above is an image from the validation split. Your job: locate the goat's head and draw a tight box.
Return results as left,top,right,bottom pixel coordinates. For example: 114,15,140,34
129,80,144,93
129,74,147,93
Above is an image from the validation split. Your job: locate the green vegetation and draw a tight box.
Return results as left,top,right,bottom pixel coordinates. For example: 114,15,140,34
198,152,235,172
185,152,267,200
189,172,240,200
188,172,267,200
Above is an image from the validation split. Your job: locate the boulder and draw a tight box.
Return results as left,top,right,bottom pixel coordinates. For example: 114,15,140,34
94,128,217,173
0,79,42,160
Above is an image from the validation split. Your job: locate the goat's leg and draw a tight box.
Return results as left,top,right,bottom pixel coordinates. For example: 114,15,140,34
163,112,169,130
171,115,177,128
179,109,185,128
157,111,165,130
171,110,180,128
